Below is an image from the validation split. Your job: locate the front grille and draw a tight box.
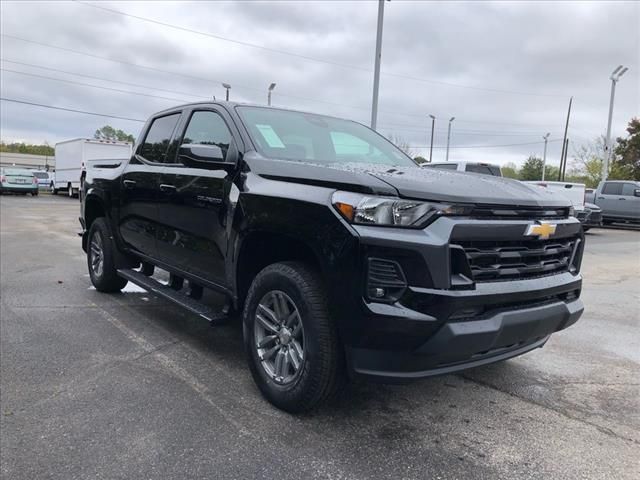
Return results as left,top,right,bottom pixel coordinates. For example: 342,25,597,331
469,206,570,220
456,237,578,282
588,210,603,223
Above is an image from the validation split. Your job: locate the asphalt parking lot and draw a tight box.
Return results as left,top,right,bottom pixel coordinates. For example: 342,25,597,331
1,194,638,480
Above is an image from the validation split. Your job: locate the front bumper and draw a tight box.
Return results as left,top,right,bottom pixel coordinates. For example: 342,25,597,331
341,216,584,382
350,293,583,382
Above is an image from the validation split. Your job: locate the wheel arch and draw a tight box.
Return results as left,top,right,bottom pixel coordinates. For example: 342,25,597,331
235,230,324,309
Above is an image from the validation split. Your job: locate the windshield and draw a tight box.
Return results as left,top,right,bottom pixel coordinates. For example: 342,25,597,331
237,106,417,168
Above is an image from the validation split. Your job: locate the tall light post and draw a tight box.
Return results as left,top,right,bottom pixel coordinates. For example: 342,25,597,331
541,132,550,181
445,116,455,162
428,114,436,163
267,83,276,106
222,83,231,101
602,65,629,180
370,0,386,130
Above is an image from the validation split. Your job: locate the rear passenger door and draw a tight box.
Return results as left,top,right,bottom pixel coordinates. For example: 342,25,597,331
119,112,182,258
156,107,238,287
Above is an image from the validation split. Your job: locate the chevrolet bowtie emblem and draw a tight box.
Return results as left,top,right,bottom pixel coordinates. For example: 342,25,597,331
524,222,557,240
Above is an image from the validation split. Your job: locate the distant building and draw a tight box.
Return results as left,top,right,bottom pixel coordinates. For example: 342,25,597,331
0,152,55,170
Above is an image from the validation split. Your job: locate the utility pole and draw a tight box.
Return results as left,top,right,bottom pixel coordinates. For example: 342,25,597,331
558,96,573,181
268,83,276,106
370,0,385,130
222,83,231,101
428,115,436,163
445,116,455,161
541,132,550,181
603,65,629,181
561,138,569,181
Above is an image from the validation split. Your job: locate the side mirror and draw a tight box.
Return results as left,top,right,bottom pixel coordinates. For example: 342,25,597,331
634,189,640,198
179,143,235,171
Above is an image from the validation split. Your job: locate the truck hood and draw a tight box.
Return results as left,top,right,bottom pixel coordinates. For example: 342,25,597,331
245,154,569,208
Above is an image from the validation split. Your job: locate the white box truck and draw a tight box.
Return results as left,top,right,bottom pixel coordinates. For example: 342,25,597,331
53,139,132,197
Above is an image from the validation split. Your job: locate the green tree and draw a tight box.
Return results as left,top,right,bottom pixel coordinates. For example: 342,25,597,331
413,155,427,165
519,156,544,180
0,141,54,156
94,125,135,143
612,118,640,180
501,162,519,179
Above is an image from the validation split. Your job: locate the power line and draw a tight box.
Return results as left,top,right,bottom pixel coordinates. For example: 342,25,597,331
1,58,208,99
74,0,567,98
1,68,191,103
0,97,146,122
414,139,564,149
2,34,566,129
1,97,561,150
0,34,374,111
377,123,560,137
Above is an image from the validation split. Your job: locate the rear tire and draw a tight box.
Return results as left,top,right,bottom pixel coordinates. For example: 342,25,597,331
87,218,128,293
243,262,344,413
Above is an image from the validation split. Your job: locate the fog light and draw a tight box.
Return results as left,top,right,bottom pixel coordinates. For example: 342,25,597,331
374,288,385,298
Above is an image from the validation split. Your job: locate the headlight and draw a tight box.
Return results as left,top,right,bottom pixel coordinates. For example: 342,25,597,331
332,191,471,227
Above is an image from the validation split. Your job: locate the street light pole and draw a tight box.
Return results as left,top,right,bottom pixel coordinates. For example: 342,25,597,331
222,83,231,101
370,0,385,131
445,116,455,162
428,115,435,163
603,65,629,181
541,132,550,181
268,83,276,106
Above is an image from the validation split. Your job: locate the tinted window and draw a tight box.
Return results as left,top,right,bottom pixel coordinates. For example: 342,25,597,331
237,106,416,167
602,182,623,195
140,113,181,163
182,111,232,161
621,183,637,196
465,164,501,176
429,163,457,170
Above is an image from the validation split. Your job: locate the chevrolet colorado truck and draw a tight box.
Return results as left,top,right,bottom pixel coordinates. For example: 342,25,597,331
80,102,585,412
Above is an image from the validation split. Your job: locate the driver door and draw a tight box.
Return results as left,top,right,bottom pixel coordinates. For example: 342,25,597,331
156,108,238,287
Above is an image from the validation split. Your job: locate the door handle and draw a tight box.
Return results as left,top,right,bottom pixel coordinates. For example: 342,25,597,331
123,179,137,189
159,184,177,192
597,196,605,199
618,198,626,200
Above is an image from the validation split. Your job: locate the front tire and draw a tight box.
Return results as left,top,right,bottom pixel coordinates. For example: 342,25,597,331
87,218,128,292
243,262,344,413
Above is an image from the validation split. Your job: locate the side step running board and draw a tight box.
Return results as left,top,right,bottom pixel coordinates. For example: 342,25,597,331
117,268,229,324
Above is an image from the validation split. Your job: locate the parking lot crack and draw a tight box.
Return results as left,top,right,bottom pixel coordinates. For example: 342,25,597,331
460,374,639,445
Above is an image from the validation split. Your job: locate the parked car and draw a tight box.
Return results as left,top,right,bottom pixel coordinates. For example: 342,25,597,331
31,170,52,189
81,102,584,412
423,161,502,176
53,138,132,197
575,202,603,231
0,167,38,195
585,180,640,224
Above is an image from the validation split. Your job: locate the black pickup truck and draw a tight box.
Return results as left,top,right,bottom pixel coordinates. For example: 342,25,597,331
80,102,585,412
